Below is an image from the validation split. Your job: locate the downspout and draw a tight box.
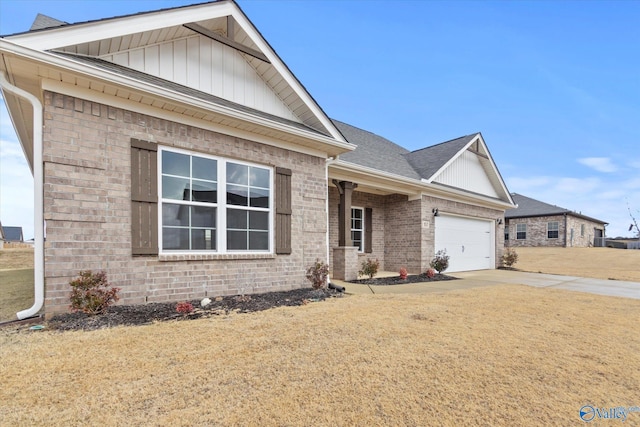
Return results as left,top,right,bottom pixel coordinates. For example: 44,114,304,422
0,72,44,319
325,156,337,283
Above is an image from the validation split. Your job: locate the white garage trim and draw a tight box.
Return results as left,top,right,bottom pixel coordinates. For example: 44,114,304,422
434,214,495,273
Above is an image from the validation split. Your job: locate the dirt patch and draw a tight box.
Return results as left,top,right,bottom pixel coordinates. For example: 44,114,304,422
349,273,457,285
48,287,343,331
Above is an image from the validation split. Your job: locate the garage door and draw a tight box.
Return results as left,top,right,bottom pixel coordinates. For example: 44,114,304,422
434,215,494,272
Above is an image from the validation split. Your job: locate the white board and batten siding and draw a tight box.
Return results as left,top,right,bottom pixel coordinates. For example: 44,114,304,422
434,150,499,198
101,35,299,123
435,215,494,273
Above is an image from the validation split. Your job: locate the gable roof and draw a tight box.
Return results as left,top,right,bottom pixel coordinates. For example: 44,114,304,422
333,120,420,181
405,134,477,179
332,121,514,205
0,0,352,169
2,226,24,242
506,193,608,224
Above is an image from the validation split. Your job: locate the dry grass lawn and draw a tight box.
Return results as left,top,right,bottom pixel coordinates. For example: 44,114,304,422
2,285,639,426
514,247,640,282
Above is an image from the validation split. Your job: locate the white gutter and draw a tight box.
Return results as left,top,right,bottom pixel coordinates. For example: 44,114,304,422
325,156,338,268
0,72,44,319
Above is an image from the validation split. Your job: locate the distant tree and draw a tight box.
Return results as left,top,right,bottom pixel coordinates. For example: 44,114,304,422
628,203,640,238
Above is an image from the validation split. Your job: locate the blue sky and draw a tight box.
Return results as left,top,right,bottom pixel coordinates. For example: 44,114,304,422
1,0,639,239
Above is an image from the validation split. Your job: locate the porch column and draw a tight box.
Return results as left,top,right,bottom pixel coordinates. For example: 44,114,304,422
333,180,357,246
332,180,358,280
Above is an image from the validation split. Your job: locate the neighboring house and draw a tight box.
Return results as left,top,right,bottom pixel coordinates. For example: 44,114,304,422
0,1,515,315
505,193,607,248
2,226,24,243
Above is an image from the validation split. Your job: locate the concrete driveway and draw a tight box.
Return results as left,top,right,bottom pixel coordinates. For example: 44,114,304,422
335,269,640,299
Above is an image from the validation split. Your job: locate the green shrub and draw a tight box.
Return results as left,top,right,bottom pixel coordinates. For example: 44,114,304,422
69,270,120,315
306,259,329,290
359,258,380,279
429,250,450,274
502,248,519,268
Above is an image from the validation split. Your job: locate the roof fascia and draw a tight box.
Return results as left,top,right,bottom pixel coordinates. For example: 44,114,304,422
426,133,514,205
331,159,516,210
3,2,237,50
0,40,353,157
4,1,347,143
230,4,346,142
425,134,478,183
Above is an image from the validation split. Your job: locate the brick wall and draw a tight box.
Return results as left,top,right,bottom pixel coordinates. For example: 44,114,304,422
327,188,505,275
506,215,604,248
42,92,328,315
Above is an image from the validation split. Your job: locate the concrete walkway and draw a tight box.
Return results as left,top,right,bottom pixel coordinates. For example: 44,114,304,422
332,269,640,299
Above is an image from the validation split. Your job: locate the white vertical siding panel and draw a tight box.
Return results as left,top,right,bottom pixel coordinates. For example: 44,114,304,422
211,41,224,97
199,38,212,94
159,42,174,81
186,37,200,89
99,36,302,123
129,49,145,71
173,39,187,85
111,53,128,67
222,45,235,100
234,54,246,105
435,151,498,197
145,46,160,76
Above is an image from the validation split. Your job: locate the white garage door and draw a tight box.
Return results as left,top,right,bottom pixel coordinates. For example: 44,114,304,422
434,215,494,272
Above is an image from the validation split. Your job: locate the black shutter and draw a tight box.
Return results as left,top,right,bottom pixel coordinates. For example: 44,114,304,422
131,139,158,256
365,207,373,253
275,167,292,254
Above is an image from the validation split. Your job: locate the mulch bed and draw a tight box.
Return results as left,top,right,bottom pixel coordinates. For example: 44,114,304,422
48,288,343,331
349,273,457,286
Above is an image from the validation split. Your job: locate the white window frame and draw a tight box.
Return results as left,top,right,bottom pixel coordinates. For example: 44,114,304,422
351,207,364,253
158,147,273,254
547,221,559,239
516,223,527,240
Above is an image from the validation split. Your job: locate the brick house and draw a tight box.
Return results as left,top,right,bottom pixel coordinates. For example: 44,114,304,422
505,193,607,248
0,1,515,317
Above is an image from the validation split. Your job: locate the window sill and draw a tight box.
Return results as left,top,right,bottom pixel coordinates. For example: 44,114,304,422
159,253,276,262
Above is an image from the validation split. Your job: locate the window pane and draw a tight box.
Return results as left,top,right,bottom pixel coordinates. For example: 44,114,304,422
227,208,247,229
162,176,190,200
227,184,249,206
163,204,189,227
249,188,269,208
191,228,216,250
249,211,269,230
250,167,269,188
227,163,248,185
163,227,189,250
249,231,268,250
352,219,362,230
192,157,217,181
192,180,217,203
191,206,216,228
227,230,247,250
162,151,190,177
352,209,362,219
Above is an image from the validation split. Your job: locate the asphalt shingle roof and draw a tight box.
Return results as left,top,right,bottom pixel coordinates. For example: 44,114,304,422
333,120,421,180
405,134,478,180
334,120,479,182
506,193,607,224
2,226,24,242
